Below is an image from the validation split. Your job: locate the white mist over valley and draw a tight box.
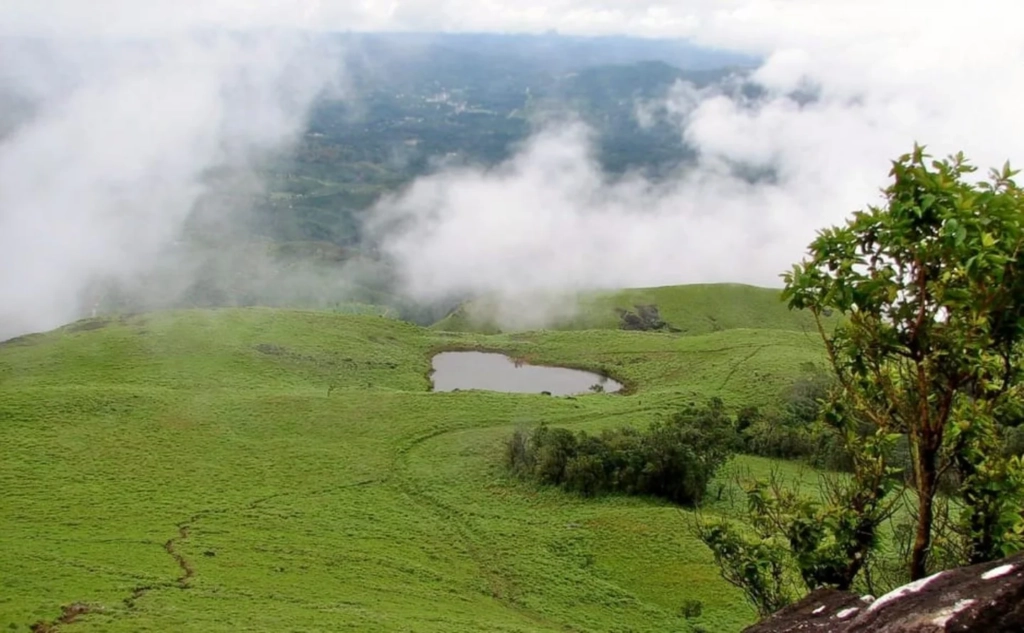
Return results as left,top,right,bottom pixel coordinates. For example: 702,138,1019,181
1,1,1023,337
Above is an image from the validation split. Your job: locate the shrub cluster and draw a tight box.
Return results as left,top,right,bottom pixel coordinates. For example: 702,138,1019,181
616,304,679,332
738,409,851,470
738,365,1024,472
505,399,738,506
736,367,853,470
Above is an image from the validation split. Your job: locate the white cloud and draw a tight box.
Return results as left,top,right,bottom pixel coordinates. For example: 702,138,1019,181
3,0,1024,334
0,32,340,339
3,0,716,38
4,0,1023,43
373,121,816,298
370,0,1024,327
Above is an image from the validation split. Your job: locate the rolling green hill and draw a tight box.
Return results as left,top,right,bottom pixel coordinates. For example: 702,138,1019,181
0,307,827,632
432,283,833,335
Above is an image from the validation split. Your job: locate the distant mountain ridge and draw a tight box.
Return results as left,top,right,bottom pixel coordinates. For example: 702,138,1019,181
333,32,761,73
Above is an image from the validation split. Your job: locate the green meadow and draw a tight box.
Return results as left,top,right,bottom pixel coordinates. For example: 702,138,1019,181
432,283,834,335
0,287,829,633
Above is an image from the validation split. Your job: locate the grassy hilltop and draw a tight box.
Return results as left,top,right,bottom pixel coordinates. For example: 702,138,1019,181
0,285,828,633
432,283,831,335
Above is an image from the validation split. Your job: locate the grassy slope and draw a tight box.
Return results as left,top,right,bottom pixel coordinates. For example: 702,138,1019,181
432,283,830,335
0,308,826,633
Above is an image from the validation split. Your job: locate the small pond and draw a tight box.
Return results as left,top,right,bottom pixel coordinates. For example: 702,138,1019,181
431,351,623,396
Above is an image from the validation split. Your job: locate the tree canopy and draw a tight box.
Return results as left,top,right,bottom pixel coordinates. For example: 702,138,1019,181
783,145,1024,579
700,146,1024,618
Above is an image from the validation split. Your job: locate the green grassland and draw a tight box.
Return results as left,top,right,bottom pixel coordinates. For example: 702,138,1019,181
432,284,833,335
0,296,828,632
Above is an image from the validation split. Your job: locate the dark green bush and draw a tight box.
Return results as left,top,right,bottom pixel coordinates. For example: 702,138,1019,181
504,400,738,506
742,415,814,459
679,599,703,619
737,366,859,472
738,406,852,471
782,365,831,423
532,426,579,485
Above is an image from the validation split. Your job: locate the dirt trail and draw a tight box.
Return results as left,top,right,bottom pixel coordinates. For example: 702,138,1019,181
30,514,202,631
30,603,93,633
718,345,766,390
164,520,197,588
123,584,153,610
28,484,377,631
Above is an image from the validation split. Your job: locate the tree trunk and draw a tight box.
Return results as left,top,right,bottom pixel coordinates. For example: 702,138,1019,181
910,436,939,580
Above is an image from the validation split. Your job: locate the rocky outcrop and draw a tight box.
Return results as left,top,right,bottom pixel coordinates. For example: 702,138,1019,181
743,552,1024,633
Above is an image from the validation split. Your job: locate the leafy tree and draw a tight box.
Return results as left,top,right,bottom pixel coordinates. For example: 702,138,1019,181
695,515,795,617
782,145,1024,579
697,420,899,612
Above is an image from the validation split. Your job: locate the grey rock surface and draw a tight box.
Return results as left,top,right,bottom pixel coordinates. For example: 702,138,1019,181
742,552,1024,633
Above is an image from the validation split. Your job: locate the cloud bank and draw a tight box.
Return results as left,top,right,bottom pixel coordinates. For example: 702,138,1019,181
2,0,717,38
3,0,1023,335
0,31,340,339
371,1,1024,327
7,1,1021,42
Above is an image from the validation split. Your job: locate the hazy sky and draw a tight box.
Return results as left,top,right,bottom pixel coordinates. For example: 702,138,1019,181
3,1,747,38
4,1,1015,44
3,0,1024,334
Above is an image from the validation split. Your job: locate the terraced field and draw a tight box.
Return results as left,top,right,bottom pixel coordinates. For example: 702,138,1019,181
0,293,828,632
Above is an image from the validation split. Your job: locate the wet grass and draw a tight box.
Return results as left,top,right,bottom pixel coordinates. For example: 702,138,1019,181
0,308,827,632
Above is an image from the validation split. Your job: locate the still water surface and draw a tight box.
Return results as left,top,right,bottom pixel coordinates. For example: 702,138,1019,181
431,351,623,396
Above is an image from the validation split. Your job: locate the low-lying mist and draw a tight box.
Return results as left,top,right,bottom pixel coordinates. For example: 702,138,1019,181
3,1,1023,338
0,32,345,340
371,5,1024,329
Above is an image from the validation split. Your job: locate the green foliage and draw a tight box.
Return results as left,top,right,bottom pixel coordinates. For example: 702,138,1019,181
781,364,832,424
740,413,839,466
1005,425,1024,456
506,400,739,506
736,366,854,471
694,519,794,617
699,423,899,610
782,144,1024,578
700,145,1024,620
951,412,1024,561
